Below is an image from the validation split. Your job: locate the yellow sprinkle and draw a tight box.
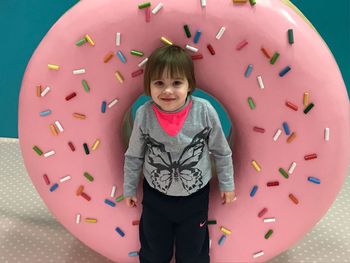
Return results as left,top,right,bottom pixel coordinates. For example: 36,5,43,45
48,64,60,70
85,34,95,46
303,92,309,106
92,139,100,151
115,71,124,83
85,218,97,223
220,226,232,235
73,113,86,119
49,124,58,136
251,160,261,172
160,37,173,45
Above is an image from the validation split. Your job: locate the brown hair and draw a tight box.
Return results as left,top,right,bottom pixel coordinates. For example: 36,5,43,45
143,45,196,96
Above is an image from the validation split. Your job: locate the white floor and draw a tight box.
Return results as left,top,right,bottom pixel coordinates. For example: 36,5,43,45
0,138,349,263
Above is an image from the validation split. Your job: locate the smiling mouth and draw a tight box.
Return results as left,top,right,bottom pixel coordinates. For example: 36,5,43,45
160,98,176,102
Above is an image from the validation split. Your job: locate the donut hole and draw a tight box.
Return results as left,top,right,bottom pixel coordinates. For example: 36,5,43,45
121,88,233,178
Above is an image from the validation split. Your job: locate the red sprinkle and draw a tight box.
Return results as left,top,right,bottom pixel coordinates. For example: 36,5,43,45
132,220,140,226
258,208,268,218
267,181,279,187
286,101,298,111
81,192,91,201
131,69,144,78
253,126,265,133
68,142,76,151
43,174,50,185
65,92,77,101
191,54,203,60
207,44,215,55
304,153,317,160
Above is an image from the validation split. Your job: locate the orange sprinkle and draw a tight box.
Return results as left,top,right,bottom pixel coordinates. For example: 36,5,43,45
103,51,114,63
76,185,84,196
73,113,86,119
289,193,299,204
287,132,296,143
49,124,58,136
261,47,271,59
36,85,42,97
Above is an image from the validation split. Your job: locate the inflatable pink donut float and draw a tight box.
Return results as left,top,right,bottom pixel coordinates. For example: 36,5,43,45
18,0,349,262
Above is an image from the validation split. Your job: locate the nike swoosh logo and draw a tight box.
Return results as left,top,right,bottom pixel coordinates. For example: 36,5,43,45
199,220,206,227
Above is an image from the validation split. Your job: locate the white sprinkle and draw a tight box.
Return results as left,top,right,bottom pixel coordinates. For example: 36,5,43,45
116,32,121,46
108,98,119,108
325,127,330,141
152,3,163,14
209,239,212,249
138,58,149,67
111,185,117,198
216,27,226,40
76,214,81,224
257,76,264,89
60,175,71,183
185,44,198,52
253,251,264,258
54,121,64,132
40,86,50,97
273,129,282,141
73,69,86,75
44,150,55,158
288,162,297,174
263,217,276,223
201,0,206,7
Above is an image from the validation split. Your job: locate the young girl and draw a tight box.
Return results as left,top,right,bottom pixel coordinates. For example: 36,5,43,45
124,45,236,263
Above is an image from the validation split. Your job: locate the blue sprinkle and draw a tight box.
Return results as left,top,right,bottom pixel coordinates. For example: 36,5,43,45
101,101,107,113
245,64,253,78
50,183,59,192
308,177,321,184
250,185,258,197
117,51,127,64
282,122,290,135
279,66,291,77
115,227,125,237
218,234,226,246
104,199,116,207
194,30,202,44
128,251,139,257
39,109,52,117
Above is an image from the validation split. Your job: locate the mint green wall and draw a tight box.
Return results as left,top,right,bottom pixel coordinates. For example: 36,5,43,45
0,0,348,138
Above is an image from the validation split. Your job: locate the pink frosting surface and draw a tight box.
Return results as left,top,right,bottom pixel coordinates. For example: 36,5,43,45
18,0,349,262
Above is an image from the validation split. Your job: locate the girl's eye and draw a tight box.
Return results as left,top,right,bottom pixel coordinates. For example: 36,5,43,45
154,81,163,86
174,81,182,86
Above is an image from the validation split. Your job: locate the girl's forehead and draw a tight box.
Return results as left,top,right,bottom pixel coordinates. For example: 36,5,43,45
152,68,186,80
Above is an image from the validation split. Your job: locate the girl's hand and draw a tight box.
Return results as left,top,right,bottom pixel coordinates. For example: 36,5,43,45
125,196,138,207
221,191,237,205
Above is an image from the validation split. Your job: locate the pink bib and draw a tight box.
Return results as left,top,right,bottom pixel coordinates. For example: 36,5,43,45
151,100,193,137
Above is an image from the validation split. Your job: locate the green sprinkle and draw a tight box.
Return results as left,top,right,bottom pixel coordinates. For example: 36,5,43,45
138,2,151,9
270,52,280,64
84,172,94,182
279,168,289,179
248,97,255,109
303,103,314,114
207,220,217,225
130,50,144,57
33,146,43,156
249,0,256,5
76,38,87,46
184,25,191,38
83,143,90,155
82,80,90,92
288,29,294,44
265,229,273,239
115,195,124,202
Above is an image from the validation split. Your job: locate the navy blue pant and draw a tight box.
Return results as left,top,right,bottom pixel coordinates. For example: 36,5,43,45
139,180,210,263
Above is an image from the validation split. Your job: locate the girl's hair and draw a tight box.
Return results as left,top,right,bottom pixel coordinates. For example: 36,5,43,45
143,45,196,96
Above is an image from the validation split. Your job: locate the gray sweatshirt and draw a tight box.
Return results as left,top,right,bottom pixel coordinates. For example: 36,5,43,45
123,95,234,197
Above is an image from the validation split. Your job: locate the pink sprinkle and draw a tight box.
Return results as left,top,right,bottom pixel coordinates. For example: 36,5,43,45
131,69,144,78
236,40,248,50
145,7,151,23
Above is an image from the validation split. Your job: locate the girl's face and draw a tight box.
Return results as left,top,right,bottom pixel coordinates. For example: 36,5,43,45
150,69,190,112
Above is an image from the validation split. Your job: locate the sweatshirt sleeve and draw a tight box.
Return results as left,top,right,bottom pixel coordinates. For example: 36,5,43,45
123,108,146,197
205,102,235,192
